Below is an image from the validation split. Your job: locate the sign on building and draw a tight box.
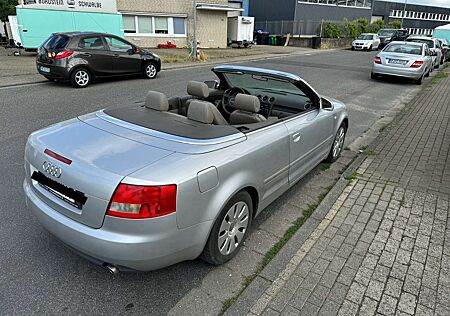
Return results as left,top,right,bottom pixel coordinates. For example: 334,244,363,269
20,0,117,14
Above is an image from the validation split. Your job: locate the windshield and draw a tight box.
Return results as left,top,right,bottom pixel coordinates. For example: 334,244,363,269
222,72,304,96
384,44,423,55
42,34,70,51
357,35,373,40
378,30,395,37
407,38,434,48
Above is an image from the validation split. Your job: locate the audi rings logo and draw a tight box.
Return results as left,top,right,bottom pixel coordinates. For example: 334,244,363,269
43,161,62,178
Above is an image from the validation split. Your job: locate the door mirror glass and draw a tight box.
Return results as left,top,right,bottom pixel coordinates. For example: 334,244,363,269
321,97,333,111
204,80,219,89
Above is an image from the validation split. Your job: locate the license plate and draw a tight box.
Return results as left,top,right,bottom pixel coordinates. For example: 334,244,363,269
40,66,50,73
388,59,407,65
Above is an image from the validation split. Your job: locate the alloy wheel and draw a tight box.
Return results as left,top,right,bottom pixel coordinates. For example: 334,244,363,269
217,201,249,256
75,70,89,87
146,64,157,78
333,126,345,158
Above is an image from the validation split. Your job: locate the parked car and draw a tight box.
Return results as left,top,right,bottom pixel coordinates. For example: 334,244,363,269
436,38,450,62
378,28,409,48
23,66,349,272
36,32,161,88
371,41,433,85
352,33,381,51
406,36,442,69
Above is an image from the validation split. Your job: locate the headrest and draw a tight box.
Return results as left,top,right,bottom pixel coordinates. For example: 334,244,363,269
187,101,214,124
145,91,169,111
187,81,209,98
234,94,260,113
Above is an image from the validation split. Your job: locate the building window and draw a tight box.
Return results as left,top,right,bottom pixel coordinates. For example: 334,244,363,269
138,16,153,33
155,17,169,34
123,15,136,33
173,17,186,35
121,15,186,37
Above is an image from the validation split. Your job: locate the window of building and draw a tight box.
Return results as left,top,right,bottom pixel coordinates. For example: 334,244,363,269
121,15,186,37
138,16,153,33
123,15,136,33
173,17,186,35
155,17,169,34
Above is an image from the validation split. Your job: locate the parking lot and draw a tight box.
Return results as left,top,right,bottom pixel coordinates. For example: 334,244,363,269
0,48,429,314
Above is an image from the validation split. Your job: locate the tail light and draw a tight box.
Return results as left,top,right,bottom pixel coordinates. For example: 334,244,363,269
374,56,382,64
410,61,424,68
107,184,177,219
54,51,73,59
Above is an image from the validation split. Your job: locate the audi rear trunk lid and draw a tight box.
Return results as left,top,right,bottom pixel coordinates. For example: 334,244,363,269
24,117,174,229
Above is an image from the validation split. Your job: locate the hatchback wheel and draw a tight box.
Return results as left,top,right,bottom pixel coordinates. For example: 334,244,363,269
325,124,346,163
143,62,158,79
70,68,91,88
201,191,253,265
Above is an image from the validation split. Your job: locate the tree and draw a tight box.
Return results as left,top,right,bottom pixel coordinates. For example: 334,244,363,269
0,0,17,22
387,21,401,29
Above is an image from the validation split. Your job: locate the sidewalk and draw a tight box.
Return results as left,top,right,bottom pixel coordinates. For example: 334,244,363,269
227,69,450,315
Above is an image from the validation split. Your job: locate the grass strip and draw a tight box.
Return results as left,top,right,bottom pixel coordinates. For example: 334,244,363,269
220,187,332,314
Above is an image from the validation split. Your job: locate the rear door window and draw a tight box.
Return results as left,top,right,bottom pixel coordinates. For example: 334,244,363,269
78,37,106,50
42,34,70,51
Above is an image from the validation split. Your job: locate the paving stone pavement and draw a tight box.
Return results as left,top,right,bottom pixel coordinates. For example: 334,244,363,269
229,69,450,315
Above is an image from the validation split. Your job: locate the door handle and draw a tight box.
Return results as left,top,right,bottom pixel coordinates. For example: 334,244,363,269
293,132,301,143
81,53,91,57
113,54,120,58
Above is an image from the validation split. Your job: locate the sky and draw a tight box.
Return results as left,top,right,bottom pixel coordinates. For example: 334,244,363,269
377,0,450,8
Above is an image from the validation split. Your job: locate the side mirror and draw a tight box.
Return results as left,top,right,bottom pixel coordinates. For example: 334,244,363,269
127,48,134,55
204,80,219,89
321,97,334,111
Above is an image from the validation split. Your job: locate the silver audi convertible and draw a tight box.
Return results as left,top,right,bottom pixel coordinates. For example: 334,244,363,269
23,66,349,272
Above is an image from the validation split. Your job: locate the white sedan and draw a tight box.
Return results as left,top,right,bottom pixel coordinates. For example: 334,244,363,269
352,33,381,51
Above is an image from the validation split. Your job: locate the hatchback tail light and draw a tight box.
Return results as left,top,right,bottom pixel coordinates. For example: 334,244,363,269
107,184,177,219
54,51,73,59
410,61,424,68
374,56,382,64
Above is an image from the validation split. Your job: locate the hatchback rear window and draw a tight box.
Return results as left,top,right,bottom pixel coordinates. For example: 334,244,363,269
42,34,70,51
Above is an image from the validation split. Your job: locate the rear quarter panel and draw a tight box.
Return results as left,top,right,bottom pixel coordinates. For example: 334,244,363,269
124,122,290,231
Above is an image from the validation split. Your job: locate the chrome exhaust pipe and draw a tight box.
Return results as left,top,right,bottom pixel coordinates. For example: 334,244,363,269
104,263,119,275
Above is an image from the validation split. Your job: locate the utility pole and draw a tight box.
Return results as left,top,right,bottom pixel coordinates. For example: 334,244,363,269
401,0,408,28
193,0,198,58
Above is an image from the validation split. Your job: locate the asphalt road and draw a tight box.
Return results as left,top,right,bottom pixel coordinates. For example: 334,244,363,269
0,49,423,315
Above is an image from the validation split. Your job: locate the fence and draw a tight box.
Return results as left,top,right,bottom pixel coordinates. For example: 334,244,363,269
255,20,344,37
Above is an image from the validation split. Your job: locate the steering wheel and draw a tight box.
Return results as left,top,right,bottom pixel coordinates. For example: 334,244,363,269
221,87,249,115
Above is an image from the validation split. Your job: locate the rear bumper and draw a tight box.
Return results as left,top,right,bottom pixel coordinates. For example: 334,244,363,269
24,179,211,271
372,63,424,79
36,61,70,80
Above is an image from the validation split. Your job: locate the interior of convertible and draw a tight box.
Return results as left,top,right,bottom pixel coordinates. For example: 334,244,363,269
104,71,320,139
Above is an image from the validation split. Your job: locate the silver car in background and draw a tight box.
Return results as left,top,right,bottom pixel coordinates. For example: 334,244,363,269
371,41,433,85
406,36,443,68
23,66,349,272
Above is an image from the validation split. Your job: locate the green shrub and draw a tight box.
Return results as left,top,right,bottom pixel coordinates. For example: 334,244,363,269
387,21,401,29
323,22,342,38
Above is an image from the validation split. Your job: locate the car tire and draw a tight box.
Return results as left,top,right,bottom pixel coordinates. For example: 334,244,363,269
369,45,373,51
415,74,423,85
325,124,347,163
70,68,91,88
351,47,355,51
201,191,253,265
371,72,378,80
425,68,430,77
143,62,158,79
